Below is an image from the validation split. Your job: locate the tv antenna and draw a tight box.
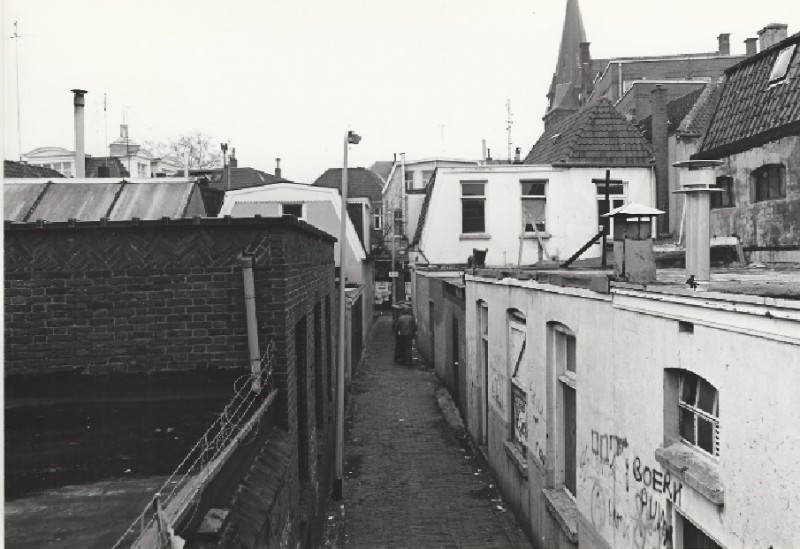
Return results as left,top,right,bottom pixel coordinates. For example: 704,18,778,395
506,98,513,163
11,21,23,160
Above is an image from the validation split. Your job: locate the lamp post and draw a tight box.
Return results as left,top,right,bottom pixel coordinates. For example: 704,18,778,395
334,129,361,500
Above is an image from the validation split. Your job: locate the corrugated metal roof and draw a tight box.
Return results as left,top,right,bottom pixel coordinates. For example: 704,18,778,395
29,182,120,222
4,182,47,221
109,181,194,220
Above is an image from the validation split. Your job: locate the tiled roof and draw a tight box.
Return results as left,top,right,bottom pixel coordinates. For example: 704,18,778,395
3,160,64,178
412,169,436,247
195,167,284,192
696,32,800,159
677,82,724,138
638,88,706,141
368,161,395,183
525,99,654,166
313,167,383,206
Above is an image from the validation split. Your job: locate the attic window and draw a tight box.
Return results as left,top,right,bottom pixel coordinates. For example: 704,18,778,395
769,44,796,84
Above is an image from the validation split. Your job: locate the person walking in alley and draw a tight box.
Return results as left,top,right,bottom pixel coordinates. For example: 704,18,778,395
394,309,417,366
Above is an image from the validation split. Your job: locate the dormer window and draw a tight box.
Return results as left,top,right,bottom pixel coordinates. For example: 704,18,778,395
769,44,796,84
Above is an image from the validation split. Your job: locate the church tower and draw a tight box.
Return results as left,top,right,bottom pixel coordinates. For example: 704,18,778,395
543,0,591,131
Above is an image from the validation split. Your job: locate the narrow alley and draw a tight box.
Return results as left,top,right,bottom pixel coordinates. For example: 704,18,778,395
339,314,531,549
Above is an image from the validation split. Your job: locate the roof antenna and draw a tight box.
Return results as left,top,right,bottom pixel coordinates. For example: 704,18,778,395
506,98,514,164
11,21,23,160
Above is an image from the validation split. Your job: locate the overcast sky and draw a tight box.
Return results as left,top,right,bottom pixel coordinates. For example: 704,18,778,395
3,0,799,182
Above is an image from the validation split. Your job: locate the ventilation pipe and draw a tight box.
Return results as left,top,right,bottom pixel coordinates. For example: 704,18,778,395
241,256,261,392
72,89,87,178
673,160,723,291
275,158,282,180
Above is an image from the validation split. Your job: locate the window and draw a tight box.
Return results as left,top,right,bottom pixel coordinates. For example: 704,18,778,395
752,164,785,202
675,512,723,549
478,301,489,446
679,371,719,457
769,44,796,84
711,176,735,208
393,208,404,236
508,313,528,458
421,170,434,187
282,203,304,219
461,181,486,233
596,181,626,235
404,169,414,189
550,323,577,498
521,180,547,233
137,162,148,178
373,206,383,230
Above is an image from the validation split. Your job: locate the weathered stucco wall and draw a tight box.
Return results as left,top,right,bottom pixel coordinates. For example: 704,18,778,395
419,166,655,266
463,273,800,549
710,136,800,261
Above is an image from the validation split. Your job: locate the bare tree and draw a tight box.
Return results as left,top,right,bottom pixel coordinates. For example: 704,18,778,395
143,132,222,169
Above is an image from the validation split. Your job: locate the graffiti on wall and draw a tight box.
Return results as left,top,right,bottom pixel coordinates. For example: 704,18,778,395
580,429,682,549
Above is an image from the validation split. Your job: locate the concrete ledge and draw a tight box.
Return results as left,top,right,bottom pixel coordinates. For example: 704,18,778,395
459,233,491,240
503,442,529,479
543,488,579,544
655,443,724,505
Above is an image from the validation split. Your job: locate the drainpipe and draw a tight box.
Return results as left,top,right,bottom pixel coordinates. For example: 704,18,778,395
72,89,87,178
673,160,722,292
241,256,261,392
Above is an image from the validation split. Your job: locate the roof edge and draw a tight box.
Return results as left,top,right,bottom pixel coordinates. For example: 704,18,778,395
694,121,800,160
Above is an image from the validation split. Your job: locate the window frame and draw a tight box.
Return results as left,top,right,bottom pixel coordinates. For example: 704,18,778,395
711,176,735,209
520,179,548,233
550,323,577,499
508,312,528,458
751,164,786,202
373,206,383,230
769,43,797,85
678,371,719,459
461,180,487,234
393,208,404,236
281,202,305,220
595,180,627,236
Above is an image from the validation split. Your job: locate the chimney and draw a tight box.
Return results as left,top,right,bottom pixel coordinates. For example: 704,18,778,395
673,160,723,291
486,148,492,162
275,158,282,180
71,89,87,178
744,37,758,56
229,147,238,168
481,139,487,162
758,23,788,51
579,42,593,101
651,85,670,236
717,33,730,55
514,147,521,164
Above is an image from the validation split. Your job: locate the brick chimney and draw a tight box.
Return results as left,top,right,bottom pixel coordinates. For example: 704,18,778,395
744,37,758,57
651,85,669,235
275,158,282,180
71,89,87,178
514,147,521,164
717,33,730,55
758,23,788,51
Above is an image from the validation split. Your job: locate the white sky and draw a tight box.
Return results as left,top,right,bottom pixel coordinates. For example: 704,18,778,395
3,0,799,182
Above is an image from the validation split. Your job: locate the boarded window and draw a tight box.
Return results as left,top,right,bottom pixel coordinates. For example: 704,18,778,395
509,319,527,456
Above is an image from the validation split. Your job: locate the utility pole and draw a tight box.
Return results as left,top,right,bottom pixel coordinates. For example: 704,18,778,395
11,21,23,160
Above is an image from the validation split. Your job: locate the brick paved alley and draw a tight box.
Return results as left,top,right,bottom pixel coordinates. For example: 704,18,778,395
340,314,531,549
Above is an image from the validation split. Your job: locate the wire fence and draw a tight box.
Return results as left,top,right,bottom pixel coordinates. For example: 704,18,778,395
111,343,276,549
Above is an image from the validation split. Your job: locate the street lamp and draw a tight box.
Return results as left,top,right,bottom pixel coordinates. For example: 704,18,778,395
334,129,360,500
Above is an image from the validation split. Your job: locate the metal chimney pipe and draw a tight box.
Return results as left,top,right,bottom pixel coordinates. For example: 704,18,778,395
481,139,487,162
673,160,723,291
71,89,87,178
275,157,282,180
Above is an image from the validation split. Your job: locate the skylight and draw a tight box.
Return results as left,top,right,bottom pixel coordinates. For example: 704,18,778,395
769,44,796,84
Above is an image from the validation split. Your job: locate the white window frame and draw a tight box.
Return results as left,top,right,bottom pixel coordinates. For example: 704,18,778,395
461,180,487,234
373,206,383,230
281,202,306,221
595,180,627,236
678,371,719,459
520,179,547,233
552,324,577,499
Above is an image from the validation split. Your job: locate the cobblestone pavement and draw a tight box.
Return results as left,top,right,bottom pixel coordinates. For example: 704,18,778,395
341,314,531,549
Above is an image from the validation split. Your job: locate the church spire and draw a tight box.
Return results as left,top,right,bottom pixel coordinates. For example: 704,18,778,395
543,0,589,130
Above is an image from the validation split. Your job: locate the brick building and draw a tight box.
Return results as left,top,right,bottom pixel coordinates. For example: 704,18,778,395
5,216,339,548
